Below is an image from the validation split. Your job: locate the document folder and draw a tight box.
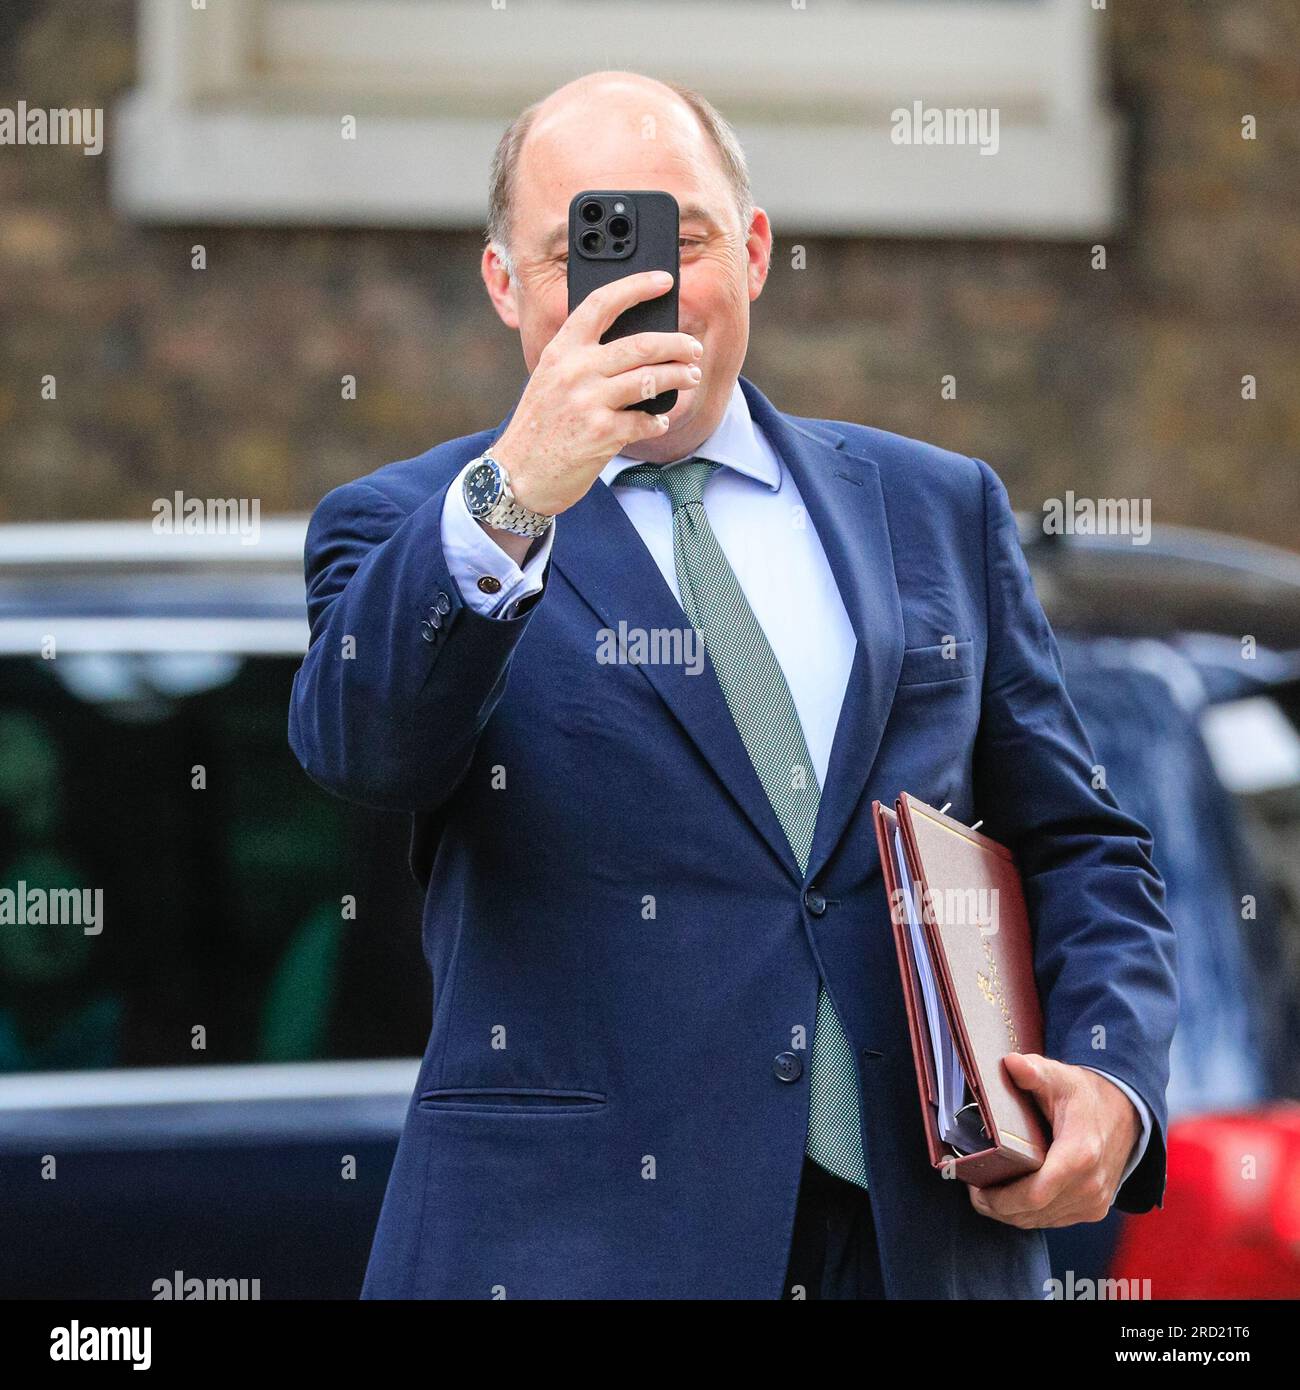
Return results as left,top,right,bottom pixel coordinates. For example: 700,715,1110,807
872,793,1049,1186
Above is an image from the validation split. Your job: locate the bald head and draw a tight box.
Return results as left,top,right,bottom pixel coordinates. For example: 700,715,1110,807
526,71,704,158
485,70,753,278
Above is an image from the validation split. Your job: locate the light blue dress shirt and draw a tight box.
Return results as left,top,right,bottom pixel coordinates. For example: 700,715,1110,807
439,380,1151,1191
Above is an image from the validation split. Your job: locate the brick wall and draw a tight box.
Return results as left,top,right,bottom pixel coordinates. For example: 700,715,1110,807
0,0,1296,545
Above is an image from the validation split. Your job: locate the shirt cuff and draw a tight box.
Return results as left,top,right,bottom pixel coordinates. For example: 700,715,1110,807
440,459,555,619
1080,1066,1153,1194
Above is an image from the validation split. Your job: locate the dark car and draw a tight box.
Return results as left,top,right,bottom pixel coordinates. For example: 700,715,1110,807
0,515,1297,1298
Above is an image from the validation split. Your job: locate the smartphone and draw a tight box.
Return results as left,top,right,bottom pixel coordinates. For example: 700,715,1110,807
567,189,679,413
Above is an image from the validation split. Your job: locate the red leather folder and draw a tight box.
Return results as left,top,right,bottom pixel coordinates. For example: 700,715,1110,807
872,793,1049,1186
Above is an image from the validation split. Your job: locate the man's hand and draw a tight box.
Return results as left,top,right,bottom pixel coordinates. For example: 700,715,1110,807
967,1053,1140,1228
491,270,703,520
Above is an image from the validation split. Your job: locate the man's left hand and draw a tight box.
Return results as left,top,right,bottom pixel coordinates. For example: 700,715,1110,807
968,1053,1140,1228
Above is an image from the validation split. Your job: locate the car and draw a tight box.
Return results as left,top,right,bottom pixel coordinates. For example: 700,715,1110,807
1022,519,1300,1297
0,513,1297,1298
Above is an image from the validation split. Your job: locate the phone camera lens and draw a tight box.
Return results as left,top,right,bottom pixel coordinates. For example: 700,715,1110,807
579,201,603,224
607,215,631,239
579,229,605,254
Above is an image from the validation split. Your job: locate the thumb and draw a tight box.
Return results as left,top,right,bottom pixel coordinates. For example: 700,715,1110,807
1002,1052,1071,1133
1002,1051,1051,1094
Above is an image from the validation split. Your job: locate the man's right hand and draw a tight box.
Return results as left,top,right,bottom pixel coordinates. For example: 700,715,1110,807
490,271,703,521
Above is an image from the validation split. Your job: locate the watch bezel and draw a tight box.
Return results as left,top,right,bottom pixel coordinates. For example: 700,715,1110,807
463,456,505,519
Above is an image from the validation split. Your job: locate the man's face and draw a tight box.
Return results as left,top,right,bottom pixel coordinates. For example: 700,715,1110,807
483,84,771,458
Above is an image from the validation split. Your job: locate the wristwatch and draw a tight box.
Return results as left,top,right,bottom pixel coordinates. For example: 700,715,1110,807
461,451,554,539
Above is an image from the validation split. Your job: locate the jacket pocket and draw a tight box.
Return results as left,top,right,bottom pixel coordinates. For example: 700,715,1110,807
898,639,974,686
416,1087,607,1116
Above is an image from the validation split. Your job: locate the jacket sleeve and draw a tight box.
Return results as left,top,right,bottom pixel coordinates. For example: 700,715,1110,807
289,474,545,813
971,458,1180,1213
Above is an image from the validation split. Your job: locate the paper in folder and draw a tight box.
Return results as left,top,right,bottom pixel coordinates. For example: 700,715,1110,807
872,793,1049,1186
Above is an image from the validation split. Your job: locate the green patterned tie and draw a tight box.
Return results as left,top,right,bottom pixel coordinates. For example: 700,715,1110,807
615,457,868,1188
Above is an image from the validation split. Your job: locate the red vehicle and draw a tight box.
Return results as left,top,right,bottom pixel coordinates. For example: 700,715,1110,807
1110,1107,1300,1299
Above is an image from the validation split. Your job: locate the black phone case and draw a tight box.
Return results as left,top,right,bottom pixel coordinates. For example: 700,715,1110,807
567,189,679,413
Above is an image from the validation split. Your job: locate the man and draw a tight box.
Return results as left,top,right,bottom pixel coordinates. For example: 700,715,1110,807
289,71,1178,1299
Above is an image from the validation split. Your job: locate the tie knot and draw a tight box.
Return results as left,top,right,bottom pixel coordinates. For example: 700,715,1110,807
616,456,721,511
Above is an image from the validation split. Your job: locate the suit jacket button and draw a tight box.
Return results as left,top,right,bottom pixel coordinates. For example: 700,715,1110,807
426,607,442,629
419,620,437,643
434,591,452,614
804,888,827,916
774,1052,803,1083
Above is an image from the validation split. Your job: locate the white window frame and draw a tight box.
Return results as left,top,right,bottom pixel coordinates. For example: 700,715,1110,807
112,0,1121,236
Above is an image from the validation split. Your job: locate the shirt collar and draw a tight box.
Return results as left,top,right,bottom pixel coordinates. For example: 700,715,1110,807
599,379,782,492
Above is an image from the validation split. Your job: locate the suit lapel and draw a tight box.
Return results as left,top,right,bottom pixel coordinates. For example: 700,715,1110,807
487,375,903,883
547,467,803,883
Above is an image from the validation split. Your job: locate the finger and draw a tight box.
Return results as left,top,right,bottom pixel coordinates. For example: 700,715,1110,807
969,1183,1044,1227
1001,1053,1071,1139
970,1182,1102,1229
597,331,702,378
604,362,702,410
968,1175,1094,1229
972,1133,1085,1219
1001,1052,1065,1101
970,1174,1052,1224
568,271,674,343
614,407,674,448
977,1174,1114,1228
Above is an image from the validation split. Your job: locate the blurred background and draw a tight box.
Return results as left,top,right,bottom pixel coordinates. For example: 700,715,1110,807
0,0,1298,1299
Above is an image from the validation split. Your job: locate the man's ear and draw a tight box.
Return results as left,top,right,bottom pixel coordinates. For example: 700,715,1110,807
481,243,520,329
745,207,773,303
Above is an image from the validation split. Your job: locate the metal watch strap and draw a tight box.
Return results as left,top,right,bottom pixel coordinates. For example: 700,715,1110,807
484,493,553,538
480,453,553,539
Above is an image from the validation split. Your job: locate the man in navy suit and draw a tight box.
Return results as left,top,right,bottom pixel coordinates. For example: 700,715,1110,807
289,71,1178,1299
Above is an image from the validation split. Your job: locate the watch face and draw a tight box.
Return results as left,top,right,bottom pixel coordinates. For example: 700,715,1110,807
464,459,504,518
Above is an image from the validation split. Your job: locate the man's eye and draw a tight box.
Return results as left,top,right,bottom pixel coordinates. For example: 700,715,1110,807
556,240,695,262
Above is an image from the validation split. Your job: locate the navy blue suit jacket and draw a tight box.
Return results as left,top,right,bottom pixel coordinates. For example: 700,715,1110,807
289,375,1178,1299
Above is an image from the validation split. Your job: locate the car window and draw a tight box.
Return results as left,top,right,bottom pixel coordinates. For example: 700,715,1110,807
0,653,428,1073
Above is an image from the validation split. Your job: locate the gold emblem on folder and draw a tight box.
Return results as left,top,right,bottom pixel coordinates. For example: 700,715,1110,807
978,937,1020,1052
